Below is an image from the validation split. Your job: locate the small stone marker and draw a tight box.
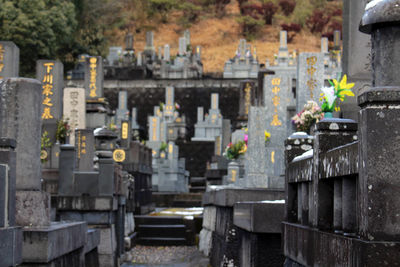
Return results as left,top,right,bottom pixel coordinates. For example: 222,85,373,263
75,129,95,171
164,86,175,116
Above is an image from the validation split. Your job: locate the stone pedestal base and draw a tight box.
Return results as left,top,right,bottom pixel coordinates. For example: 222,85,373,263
16,190,50,226
0,226,22,266
21,221,87,266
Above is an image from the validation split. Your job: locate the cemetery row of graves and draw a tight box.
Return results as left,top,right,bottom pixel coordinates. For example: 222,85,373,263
0,1,400,266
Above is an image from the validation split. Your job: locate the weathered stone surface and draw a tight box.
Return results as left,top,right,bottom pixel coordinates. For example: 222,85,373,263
63,88,86,145
296,53,324,111
22,221,87,263
198,228,212,257
0,78,42,190
245,107,268,188
283,222,400,266
75,129,95,171
203,188,285,207
0,41,19,79
234,201,285,233
0,226,22,266
202,206,216,231
85,228,101,254
16,190,50,227
55,196,118,211
97,224,117,255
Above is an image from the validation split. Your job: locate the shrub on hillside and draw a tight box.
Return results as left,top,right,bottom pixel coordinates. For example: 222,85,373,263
261,1,278,25
306,9,331,33
281,23,301,43
236,15,264,40
279,0,296,16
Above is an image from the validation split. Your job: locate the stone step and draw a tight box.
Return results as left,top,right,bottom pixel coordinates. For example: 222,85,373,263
137,237,187,246
137,224,186,238
190,177,206,186
172,200,202,207
189,186,206,193
134,215,185,225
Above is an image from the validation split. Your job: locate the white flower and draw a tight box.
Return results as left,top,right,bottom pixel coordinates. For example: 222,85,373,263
321,86,336,109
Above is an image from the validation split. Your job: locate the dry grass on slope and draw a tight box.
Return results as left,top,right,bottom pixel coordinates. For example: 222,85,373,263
127,1,321,73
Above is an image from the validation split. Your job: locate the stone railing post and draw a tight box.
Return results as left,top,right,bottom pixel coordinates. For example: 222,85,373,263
358,0,400,241
311,119,357,230
284,132,313,223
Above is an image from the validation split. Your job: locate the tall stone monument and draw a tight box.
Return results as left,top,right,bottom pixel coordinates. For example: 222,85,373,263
63,87,86,145
0,41,19,79
84,56,104,99
296,53,324,111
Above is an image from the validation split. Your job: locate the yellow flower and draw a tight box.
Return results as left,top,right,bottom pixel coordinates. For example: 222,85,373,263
239,144,247,154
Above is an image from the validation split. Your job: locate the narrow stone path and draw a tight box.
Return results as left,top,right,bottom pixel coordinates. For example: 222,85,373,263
122,245,209,267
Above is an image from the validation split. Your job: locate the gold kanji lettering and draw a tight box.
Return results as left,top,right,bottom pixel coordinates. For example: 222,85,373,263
42,74,53,84
272,95,280,107
42,84,53,96
272,86,280,94
81,149,86,154
0,64,4,72
44,63,54,73
42,97,53,106
42,107,54,119
306,56,317,66
270,114,282,126
90,89,97,97
307,67,316,76
271,78,281,86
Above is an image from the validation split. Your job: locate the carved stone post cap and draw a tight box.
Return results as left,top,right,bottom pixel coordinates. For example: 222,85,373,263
315,118,358,132
359,0,400,34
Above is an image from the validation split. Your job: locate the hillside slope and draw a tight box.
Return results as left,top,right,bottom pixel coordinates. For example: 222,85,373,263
113,0,339,73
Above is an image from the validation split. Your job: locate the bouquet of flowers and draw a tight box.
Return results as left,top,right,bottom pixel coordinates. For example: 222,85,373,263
264,130,271,144
292,101,324,132
223,133,248,160
320,74,355,113
56,117,71,144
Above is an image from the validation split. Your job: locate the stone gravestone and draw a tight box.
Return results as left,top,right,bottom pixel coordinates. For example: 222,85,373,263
107,46,122,66
296,53,324,111
131,107,140,130
148,116,161,143
63,88,86,145
0,78,50,226
36,60,64,125
84,56,104,99
120,120,131,148
116,90,129,127
342,0,371,121
75,129,95,172
244,107,268,188
179,37,186,56
164,86,175,117
237,80,256,123
264,75,290,188
36,60,64,168
125,33,134,51
145,31,154,51
164,44,170,61
0,41,19,79
184,29,191,45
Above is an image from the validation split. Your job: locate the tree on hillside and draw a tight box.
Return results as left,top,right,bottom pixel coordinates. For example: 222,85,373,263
237,3,265,40
0,0,77,76
279,0,296,16
260,1,278,25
